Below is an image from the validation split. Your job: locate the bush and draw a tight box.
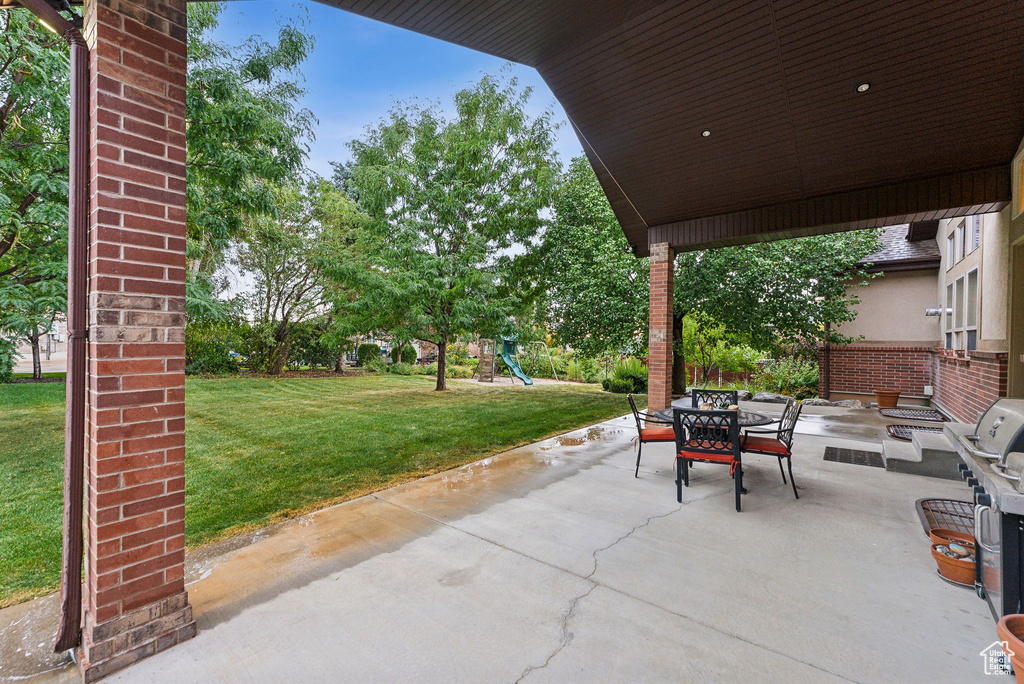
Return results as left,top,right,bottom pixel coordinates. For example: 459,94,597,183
388,362,414,375
390,345,417,365
611,357,646,392
0,337,15,383
357,343,381,367
605,376,635,394
363,356,388,373
185,323,240,375
418,362,474,378
288,320,343,370
754,358,819,399
447,343,472,366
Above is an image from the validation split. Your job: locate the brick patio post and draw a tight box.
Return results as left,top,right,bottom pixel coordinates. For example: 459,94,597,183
80,0,193,679
648,242,674,411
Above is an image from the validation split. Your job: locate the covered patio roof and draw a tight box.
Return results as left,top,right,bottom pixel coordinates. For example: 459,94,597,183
316,0,1023,255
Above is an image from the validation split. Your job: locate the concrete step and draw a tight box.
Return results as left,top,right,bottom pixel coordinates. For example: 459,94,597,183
883,434,960,480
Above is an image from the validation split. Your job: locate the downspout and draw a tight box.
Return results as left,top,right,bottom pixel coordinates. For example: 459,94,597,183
17,0,88,652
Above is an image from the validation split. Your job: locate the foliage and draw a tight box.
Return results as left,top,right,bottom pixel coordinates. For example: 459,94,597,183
0,336,15,383
446,343,472,366
390,345,417,365
337,74,559,391
363,356,388,374
0,14,69,362
356,343,381,367
287,318,343,370
185,322,240,375
753,358,819,399
540,157,648,356
236,180,360,374
675,231,883,353
185,3,315,277
419,362,475,379
679,313,761,386
602,357,647,394
388,362,415,376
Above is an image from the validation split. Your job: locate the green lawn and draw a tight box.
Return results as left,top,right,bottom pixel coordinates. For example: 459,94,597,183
0,374,635,606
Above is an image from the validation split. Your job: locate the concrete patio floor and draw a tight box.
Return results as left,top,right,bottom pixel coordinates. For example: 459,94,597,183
7,407,995,683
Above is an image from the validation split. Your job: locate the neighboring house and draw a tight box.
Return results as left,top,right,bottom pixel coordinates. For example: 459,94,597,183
821,208,1012,422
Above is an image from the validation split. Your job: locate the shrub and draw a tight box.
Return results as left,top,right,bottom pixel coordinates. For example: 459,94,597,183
390,345,418,365
388,362,414,376
185,323,240,375
288,321,343,370
754,358,818,399
447,343,472,366
363,356,388,373
611,357,646,392
356,343,381,367
0,337,15,383
605,376,635,394
418,361,473,378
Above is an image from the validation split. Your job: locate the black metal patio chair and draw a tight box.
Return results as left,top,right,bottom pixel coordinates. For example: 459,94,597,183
690,388,739,409
673,407,743,512
627,394,676,477
741,398,803,499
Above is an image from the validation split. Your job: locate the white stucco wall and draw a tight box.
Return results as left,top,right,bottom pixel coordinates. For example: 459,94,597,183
837,269,941,346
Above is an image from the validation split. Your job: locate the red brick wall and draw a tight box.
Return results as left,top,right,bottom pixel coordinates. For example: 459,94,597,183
821,345,1009,423
932,350,1008,423
822,345,933,396
648,243,674,411
82,0,194,678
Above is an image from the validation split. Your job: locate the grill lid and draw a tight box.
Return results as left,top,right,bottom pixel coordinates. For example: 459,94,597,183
973,399,1024,465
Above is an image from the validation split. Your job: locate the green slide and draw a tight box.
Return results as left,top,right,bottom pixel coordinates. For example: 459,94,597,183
500,350,533,385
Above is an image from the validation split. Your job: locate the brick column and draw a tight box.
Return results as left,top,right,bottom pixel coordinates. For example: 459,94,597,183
81,0,193,679
648,242,674,411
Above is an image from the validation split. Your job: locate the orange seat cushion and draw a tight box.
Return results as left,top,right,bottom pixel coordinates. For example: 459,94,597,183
640,427,676,441
743,435,791,455
676,449,735,464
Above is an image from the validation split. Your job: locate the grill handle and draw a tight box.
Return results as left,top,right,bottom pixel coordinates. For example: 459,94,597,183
990,463,1022,482
958,434,1001,461
975,504,999,554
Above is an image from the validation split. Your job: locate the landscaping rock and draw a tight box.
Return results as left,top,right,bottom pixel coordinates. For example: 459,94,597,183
735,390,752,402
752,392,794,404
833,399,865,409
801,398,834,406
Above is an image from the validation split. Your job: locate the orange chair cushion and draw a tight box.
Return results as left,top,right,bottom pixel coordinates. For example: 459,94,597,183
676,449,735,464
640,427,676,441
743,435,791,455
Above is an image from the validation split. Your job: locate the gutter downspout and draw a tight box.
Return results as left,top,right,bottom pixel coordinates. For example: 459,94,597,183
17,0,88,652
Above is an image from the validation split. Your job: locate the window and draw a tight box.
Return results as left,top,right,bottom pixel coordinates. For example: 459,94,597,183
944,283,954,348
946,269,980,351
969,216,981,254
955,219,966,263
946,233,955,270
966,269,978,351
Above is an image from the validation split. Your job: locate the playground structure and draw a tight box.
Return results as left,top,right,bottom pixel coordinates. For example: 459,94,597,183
477,338,558,386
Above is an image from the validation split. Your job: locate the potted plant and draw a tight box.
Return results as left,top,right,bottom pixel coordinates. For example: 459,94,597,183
996,614,1024,682
873,388,901,408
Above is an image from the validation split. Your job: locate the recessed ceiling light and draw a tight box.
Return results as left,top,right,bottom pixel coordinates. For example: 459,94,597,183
701,130,711,137
856,82,871,93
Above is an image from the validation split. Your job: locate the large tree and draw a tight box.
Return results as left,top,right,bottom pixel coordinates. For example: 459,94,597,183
185,2,315,313
541,157,883,380
236,179,361,374
0,12,70,379
340,75,559,390
541,156,648,356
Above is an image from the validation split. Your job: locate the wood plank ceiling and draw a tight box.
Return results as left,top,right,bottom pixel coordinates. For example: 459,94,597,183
321,0,1024,255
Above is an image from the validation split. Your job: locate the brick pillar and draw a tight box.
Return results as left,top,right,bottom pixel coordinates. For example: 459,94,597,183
81,0,193,679
648,242,674,411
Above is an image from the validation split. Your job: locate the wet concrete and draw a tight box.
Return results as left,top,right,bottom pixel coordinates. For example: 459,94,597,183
3,409,991,683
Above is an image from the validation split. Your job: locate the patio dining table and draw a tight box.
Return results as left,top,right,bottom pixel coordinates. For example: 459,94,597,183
652,404,776,428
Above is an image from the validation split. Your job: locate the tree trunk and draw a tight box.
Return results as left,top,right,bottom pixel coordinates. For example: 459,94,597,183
269,322,290,375
672,313,686,395
435,336,447,391
335,351,346,373
30,326,42,381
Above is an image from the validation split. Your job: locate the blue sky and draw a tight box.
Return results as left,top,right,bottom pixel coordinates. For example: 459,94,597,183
210,0,584,178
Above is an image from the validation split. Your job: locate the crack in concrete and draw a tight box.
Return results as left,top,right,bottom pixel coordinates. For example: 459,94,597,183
514,583,597,683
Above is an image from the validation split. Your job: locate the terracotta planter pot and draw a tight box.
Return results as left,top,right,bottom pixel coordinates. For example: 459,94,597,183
931,543,975,585
929,528,976,549
996,614,1024,682
873,388,901,408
